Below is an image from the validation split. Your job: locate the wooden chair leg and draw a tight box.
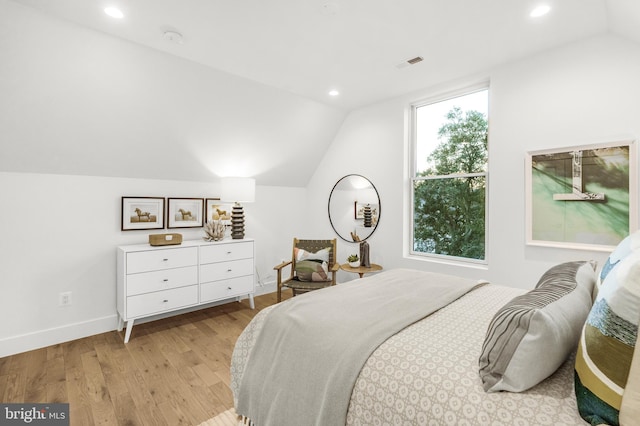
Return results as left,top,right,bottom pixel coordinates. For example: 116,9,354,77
276,269,282,302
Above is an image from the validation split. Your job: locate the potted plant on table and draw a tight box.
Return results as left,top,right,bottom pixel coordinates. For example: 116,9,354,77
347,254,360,267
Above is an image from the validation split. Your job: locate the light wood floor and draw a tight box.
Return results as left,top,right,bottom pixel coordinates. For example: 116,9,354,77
0,291,289,426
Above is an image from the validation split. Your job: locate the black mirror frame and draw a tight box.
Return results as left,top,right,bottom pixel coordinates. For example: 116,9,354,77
328,174,381,242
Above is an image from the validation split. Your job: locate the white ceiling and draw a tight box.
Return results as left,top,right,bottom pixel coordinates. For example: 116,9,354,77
9,0,640,110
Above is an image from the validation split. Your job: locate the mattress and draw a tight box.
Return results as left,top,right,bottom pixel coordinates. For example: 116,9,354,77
231,283,586,425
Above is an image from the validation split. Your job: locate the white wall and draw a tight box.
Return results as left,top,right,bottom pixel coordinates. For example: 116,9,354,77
0,0,346,186
0,0,339,356
3,18,639,358
0,172,307,357
307,34,640,287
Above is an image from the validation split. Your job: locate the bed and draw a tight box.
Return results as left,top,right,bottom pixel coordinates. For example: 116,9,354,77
230,250,640,426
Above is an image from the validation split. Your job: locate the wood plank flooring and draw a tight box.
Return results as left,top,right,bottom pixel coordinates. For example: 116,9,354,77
0,291,289,426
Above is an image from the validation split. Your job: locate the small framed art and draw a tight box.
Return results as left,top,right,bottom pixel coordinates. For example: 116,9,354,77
205,198,232,223
525,139,637,251
354,202,379,221
167,198,204,228
121,197,165,231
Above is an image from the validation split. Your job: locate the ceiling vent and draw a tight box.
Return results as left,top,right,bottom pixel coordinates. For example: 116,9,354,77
396,56,424,69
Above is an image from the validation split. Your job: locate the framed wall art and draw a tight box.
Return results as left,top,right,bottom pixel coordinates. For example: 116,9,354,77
167,198,204,229
354,202,379,221
205,198,232,224
121,197,165,231
525,139,637,251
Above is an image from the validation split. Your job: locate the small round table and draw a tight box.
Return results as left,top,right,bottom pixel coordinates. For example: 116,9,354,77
340,263,383,278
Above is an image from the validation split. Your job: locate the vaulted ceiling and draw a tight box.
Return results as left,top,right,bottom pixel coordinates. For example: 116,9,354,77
3,0,640,185
9,0,640,110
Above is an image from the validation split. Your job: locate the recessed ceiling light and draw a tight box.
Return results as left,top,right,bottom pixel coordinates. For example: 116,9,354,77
163,30,184,44
328,90,340,97
104,7,124,19
530,4,551,18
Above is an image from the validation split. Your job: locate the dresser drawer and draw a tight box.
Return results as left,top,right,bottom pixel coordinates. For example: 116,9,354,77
201,275,253,303
200,242,253,264
117,239,256,343
127,247,197,274
200,258,253,283
126,285,198,318
126,266,198,296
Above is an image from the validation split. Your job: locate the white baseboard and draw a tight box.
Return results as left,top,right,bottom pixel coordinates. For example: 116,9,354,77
0,314,118,358
254,280,276,295
1,284,279,358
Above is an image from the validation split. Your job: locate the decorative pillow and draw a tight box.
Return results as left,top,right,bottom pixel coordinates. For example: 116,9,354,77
599,229,640,285
575,251,640,426
620,326,640,425
294,247,331,282
479,260,597,392
294,247,330,263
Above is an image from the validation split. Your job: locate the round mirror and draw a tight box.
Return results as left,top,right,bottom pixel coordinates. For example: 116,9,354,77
328,174,381,242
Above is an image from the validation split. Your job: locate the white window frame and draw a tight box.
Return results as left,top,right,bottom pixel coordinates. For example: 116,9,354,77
408,83,490,265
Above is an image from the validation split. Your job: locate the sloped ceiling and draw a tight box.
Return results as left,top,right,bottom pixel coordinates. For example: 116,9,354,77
606,0,640,45
2,0,639,185
9,0,630,110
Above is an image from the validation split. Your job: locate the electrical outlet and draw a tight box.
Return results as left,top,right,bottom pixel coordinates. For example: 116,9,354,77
59,291,72,306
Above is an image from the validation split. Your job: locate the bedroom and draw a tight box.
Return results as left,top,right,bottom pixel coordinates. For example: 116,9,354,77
1,0,640,424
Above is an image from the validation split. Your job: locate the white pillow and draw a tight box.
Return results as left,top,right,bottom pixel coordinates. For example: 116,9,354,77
479,261,597,392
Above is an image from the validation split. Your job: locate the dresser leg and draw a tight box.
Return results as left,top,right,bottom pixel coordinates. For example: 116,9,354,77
117,315,124,332
124,319,135,343
248,293,255,309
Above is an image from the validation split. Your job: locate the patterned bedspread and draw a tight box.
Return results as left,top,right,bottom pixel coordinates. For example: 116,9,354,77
231,284,586,425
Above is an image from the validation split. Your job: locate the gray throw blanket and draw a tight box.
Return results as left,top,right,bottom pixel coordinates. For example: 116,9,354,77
236,268,485,426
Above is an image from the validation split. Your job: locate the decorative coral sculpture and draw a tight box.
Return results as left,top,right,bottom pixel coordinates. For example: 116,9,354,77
203,220,226,241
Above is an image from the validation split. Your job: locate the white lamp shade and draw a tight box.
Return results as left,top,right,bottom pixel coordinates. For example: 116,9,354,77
220,177,256,203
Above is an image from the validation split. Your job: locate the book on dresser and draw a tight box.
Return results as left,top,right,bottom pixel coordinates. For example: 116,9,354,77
116,239,255,343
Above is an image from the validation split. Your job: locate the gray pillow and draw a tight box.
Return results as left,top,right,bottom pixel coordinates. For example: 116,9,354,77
479,260,596,392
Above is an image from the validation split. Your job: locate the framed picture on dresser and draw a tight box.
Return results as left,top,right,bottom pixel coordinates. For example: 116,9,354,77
167,198,204,228
205,198,232,224
121,197,165,231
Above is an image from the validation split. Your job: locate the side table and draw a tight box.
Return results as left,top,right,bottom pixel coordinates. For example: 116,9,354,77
340,263,383,278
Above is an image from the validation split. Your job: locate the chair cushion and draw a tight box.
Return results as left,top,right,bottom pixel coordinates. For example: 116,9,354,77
294,247,332,282
295,260,329,282
284,278,330,291
479,260,596,392
575,250,640,426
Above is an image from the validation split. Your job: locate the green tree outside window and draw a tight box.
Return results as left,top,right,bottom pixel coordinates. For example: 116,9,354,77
413,106,488,260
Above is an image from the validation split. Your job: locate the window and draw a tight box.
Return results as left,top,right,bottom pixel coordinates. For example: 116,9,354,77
411,87,489,261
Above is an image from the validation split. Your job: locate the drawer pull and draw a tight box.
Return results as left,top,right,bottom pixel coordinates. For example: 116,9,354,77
162,299,169,303
228,287,232,290
227,269,232,272
162,258,169,262
163,279,169,282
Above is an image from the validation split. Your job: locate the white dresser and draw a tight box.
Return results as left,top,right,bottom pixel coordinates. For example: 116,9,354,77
116,239,255,343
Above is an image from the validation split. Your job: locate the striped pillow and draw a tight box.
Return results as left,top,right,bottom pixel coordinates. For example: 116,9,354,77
575,250,640,425
479,261,596,392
